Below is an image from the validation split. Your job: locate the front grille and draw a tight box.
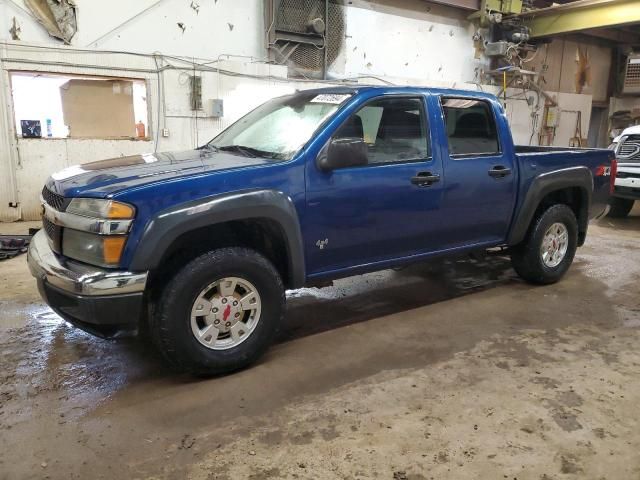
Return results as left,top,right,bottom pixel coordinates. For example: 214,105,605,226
617,171,640,179
617,136,640,161
42,217,56,238
42,186,67,211
42,217,62,253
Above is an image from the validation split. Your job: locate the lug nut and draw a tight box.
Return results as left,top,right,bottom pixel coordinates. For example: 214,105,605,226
222,298,227,304
214,319,220,325
235,312,240,318
233,301,238,306
225,322,231,327
212,307,218,313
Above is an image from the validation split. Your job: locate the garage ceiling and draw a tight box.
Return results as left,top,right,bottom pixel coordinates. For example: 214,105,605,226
519,0,640,46
428,0,640,45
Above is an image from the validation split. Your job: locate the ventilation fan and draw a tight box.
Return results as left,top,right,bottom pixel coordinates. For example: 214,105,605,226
623,53,640,95
265,0,345,78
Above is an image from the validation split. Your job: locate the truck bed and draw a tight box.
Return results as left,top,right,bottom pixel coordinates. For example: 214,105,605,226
514,145,614,223
515,145,600,154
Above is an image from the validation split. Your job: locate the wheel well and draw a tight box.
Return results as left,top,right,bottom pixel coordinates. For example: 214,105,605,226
147,218,292,293
534,187,588,243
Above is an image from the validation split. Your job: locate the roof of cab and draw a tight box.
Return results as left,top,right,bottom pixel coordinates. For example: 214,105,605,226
294,85,497,101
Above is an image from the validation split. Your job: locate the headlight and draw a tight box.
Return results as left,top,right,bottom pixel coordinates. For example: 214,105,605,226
61,198,134,267
66,198,135,219
63,229,127,268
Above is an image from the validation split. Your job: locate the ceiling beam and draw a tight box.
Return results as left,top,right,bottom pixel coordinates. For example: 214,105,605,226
426,0,480,10
580,28,640,44
518,0,640,38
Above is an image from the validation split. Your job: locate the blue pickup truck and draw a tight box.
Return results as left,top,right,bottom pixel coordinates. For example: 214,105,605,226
28,86,615,374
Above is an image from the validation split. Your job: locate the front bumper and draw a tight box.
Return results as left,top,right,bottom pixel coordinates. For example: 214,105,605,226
613,186,640,200
27,230,148,337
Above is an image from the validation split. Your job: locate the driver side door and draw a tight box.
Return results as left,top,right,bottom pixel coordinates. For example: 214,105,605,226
304,94,444,278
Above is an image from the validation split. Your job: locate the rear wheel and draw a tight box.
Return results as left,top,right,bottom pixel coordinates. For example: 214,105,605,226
606,197,634,218
511,204,578,285
150,247,285,375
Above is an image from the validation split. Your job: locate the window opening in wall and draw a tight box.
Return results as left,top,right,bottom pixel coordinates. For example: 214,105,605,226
10,72,149,140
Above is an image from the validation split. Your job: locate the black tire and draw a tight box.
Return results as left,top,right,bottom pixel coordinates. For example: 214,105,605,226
150,248,285,375
606,197,635,218
511,204,578,285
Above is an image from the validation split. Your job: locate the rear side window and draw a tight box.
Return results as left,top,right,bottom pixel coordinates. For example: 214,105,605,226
441,98,499,156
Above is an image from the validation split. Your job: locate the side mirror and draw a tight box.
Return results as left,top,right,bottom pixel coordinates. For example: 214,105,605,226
317,137,368,171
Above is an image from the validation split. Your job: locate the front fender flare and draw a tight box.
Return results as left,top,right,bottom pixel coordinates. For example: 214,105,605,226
129,189,306,288
507,166,593,246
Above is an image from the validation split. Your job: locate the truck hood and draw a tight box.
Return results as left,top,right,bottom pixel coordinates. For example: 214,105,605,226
46,149,271,197
613,125,640,143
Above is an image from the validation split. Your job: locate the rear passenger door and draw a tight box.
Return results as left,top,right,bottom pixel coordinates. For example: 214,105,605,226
437,96,517,248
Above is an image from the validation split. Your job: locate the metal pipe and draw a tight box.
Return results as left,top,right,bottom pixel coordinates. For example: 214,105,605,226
426,0,480,10
323,0,329,80
85,0,169,47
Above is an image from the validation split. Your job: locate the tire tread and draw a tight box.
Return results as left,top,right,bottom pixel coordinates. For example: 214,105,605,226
149,247,284,375
511,204,578,285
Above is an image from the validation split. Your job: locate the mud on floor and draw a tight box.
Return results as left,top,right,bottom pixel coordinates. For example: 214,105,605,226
0,214,639,479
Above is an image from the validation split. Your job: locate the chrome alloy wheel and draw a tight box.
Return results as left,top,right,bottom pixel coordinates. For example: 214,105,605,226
190,277,262,350
540,222,569,268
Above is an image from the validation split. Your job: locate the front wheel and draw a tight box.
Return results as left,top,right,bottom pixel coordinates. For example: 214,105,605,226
606,197,635,218
511,204,578,285
150,248,285,375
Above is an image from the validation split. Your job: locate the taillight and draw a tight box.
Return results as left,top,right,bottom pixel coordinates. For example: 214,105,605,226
610,158,617,194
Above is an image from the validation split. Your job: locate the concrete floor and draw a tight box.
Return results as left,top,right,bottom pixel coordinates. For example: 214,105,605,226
1,206,639,480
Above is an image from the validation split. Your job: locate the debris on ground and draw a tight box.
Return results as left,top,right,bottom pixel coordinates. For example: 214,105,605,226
0,236,32,261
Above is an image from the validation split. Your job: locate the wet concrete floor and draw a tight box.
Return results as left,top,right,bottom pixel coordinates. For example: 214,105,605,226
0,208,639,479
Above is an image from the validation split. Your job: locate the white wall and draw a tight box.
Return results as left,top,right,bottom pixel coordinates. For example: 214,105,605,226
0,41,316,219
0,0,597,221
342,0,481,84
2,0,266,59
0,45,19,222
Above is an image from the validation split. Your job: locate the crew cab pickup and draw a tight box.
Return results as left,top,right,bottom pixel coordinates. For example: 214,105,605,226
28,86,615,374
609,125,640,217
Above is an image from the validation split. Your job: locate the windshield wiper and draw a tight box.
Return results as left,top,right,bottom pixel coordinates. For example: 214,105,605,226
216,145,283,160
198,143,219,152
216,145,259,158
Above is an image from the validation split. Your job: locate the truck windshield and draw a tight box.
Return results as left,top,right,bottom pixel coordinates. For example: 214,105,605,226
206,92,352,161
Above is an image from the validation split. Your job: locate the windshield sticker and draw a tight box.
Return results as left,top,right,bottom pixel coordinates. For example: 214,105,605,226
310,94,352,104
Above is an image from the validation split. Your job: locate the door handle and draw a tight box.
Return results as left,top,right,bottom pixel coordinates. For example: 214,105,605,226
411,172,440,187
488,165,512,178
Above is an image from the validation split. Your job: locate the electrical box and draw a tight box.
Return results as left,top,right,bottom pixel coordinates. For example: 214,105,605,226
545,107,559,128
623,54,640,95
189,75,202,110
209,99,224,118
485,41,510,57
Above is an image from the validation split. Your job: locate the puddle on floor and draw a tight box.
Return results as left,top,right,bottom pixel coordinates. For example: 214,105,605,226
0,301,60,330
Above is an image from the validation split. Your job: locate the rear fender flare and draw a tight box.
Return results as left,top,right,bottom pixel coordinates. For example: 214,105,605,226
507,166,593,246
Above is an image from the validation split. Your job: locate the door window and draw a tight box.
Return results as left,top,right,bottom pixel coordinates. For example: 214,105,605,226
333,97,430,165
441,98,500,156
